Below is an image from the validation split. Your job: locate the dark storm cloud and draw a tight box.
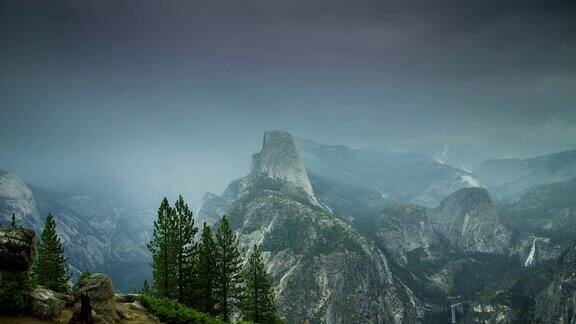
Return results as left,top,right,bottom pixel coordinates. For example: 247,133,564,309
1,0,575,203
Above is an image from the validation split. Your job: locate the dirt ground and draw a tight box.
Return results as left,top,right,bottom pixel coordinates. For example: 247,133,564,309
0,301,159,324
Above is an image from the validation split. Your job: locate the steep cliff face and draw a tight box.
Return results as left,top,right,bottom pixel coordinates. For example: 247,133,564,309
535,244,576,323
251,131,317,203
429,187,511,254
0,172,40,229
362,203,438,266
195,179,240,226
219,131,424,323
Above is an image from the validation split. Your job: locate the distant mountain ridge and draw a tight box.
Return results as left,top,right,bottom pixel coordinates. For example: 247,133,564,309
476,149,576,199
295,137,482,208
200,131,426,322
0,171,150,291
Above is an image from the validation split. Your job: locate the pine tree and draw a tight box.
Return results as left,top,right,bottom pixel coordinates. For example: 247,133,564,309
195,223,218,315
241,245,277,323
148,197,178,299
141,280,152,296
10,213,17,229
214,216,243,322
34,213,71,293
174,195,197,304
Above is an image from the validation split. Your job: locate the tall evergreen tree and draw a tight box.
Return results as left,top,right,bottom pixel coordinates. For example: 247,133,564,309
195,223,217,315
34,213,70,293
241,245,277,323
141,280,152,296
10,213,17,229
148,197,177,299
214,216,243,322
174,195,197,304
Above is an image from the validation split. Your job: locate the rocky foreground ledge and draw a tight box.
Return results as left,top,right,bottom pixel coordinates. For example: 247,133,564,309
0,228,158,323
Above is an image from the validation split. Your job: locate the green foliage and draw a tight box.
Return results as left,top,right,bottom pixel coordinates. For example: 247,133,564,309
148,196,199,303
33,213,71,293
10,213,17,229
141,279,152,296
214,216,244,322
0,270,32,314
194,223,218,315
241,245,277,324
148,197,178,299
175,195,198,304
138,295,224,324
78,271,91,283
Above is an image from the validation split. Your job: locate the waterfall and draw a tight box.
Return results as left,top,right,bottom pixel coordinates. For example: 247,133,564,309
451,304,456,323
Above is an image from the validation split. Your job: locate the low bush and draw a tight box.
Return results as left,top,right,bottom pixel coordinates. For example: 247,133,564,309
138,295,223,324
0,270,32,314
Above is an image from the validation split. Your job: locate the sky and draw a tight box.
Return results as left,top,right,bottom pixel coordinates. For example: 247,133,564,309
1,0,575,205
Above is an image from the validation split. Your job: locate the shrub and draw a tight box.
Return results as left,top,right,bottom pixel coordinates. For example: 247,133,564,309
0,270,32,314
138,295,224,324
78,271,91,283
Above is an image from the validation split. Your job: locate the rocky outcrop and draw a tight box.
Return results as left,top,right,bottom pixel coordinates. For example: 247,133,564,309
514,236,562,267
195,179,241,226
367,203,438,266
73,273,119,323
0,172,40,229
0,227,41,315
535,244,576,323
0,228,36,270
429,187,511,254
250,131,317,203
30,287,65,320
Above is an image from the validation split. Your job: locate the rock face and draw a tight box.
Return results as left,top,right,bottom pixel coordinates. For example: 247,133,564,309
364,203,438,266
535,244,576,323
73,273,119,323
429,187,511,254
0,228,36,271
251,131,317,203
0,172,40,229
195,179,240,226
222,131,424,323
30,287,65,320
499,179,576,249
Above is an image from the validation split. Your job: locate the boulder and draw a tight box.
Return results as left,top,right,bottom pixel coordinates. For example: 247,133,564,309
130,301,146,311
0,228,36,314
30,286,65,320
0,228,36,271
73,274,119,323
114,293,140,303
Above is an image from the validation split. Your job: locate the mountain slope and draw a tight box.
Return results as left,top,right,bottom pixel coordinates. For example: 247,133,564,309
0,172,41,229
429,187,511,254
209,131,424,323
295,138,481,208
476,149,576,198
0,172,150,291
535,243,576,323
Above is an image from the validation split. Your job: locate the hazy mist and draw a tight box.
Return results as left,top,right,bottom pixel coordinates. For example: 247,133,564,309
1,0,575,206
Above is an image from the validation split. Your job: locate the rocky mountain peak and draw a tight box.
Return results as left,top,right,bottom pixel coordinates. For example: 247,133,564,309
0,172,40,228
430,187,511,254
250,131,317,202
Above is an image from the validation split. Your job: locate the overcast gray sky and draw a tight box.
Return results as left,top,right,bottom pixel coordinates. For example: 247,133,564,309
1,0,575,205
